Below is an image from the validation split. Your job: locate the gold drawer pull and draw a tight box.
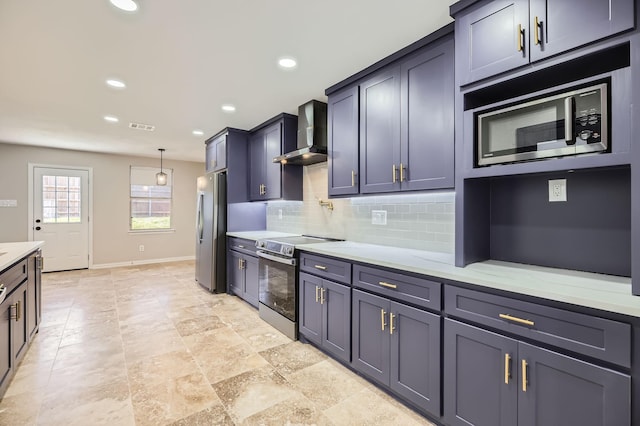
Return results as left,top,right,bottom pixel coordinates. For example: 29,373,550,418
378,281,397,289
499,313,534,326
314,265,327,271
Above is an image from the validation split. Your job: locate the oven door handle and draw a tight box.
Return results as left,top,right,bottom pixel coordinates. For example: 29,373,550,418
257,251,297,266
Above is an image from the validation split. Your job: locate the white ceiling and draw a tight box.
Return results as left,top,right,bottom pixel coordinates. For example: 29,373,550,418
0,0,455,162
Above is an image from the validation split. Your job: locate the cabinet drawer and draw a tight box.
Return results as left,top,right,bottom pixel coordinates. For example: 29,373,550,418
444,286,631,368
228,237,258,256
353,264,441,312
0,259,28,295
299,253,351,285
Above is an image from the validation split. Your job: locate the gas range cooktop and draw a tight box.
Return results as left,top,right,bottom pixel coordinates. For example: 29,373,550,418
255,235,341,257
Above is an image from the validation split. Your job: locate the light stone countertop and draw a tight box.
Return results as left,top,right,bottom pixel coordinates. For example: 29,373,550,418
0,241,44,272
226,231,300,241
296,241,640,318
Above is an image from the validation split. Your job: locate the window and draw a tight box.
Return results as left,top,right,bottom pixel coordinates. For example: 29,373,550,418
129,166,172,230
42,175,82,223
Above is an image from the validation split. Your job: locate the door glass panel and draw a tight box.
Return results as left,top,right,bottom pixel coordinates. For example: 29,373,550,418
42,175,82,223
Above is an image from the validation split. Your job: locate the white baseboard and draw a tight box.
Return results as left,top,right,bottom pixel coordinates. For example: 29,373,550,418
91,256,195,269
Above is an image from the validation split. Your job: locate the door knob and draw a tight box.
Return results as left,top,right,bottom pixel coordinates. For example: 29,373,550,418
35,226,41,231
35,219,41,223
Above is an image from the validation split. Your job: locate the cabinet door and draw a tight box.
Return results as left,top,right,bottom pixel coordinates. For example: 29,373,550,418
11,284,29,364
27,256,38,339
444,319,518,426
242,255,259,308
205,141,216,173
328,86,360,196
299,273,323,345
0,298,13,394
400,40,454,191
228,250,243,297
518,342,631,426
249,132,265,200
457,0,530,85
322,280,351,363
529,0,634,62
263,122,283,200
352,289,390,385
213,135,227,172
389,302,441,417
359,67,401,194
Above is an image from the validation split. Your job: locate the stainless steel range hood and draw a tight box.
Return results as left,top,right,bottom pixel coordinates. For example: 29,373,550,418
273,100,327,166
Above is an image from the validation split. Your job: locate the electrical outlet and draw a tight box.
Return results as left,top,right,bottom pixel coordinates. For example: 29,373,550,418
371,210,387,225
548,179,567,202
138,245,145,252
278,209,283,220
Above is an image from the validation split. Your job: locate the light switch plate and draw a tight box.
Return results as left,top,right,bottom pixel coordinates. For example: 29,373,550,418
0,200,17,207
548,179,567,202
371,210,387,225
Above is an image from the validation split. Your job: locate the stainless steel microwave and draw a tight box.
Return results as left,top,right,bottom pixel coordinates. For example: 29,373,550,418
476,83,609,166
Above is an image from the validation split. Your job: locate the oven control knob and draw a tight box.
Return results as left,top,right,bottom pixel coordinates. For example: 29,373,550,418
256,241,264,248
285,247,294,255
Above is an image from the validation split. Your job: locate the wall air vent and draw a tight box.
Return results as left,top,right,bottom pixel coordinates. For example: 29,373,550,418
128,122,155,131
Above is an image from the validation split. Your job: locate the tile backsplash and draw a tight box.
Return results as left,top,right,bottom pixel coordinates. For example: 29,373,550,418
266,163,455,258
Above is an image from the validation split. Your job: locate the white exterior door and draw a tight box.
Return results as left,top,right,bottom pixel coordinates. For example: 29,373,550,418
33,167,89,272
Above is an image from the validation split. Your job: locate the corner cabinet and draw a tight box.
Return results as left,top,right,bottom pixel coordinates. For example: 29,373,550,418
359,34,454,194
328,86,360,196
248,114,302,201
453,0,635,85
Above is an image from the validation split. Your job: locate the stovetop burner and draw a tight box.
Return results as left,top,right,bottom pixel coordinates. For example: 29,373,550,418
255,235,341,258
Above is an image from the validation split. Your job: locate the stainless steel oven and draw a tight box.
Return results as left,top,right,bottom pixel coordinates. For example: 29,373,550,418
255,235,339,340
476,81,609,166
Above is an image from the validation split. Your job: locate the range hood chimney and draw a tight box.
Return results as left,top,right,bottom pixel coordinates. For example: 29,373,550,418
273,100,327,166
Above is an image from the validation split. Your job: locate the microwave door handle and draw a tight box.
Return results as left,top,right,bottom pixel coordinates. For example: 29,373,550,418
564,96,575,144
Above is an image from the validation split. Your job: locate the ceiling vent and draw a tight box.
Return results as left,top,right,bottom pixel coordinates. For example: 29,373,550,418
129,122,155,131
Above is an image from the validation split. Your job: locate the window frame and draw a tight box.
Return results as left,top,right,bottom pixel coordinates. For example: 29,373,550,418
129,166,174,232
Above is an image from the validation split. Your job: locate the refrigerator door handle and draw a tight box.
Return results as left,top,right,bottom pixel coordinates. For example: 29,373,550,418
197,193,204,242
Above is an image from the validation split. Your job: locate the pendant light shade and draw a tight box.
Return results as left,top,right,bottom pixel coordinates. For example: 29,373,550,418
156,148,167,186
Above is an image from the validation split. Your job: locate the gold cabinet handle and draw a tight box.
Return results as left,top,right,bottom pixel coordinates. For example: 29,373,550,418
522,359,528,392
314,265,327,271
320,287,325,305
381,309,387,331
392,164,397,183
315,286,320,303
378,281,397,289
505,353,511,384
399,163,405,182
389,312,395,335
517,23,524,52
351,170,356,187
10,303,17,321
16,300,21,321
534,16,541,45
238,258,242,270
499,313,534,326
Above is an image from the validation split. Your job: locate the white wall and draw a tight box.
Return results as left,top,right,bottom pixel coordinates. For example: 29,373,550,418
0,142,204,266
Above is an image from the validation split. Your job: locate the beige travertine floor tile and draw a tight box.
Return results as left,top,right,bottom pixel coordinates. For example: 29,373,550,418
0,261,434,425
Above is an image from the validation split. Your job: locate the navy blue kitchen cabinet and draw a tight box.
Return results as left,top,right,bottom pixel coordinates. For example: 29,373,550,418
299,272,351,363
327,86,360,196
352,289,441,417
452,0,635,85
227,238,259,308
444,318,631,426
249,114,301,201
359,35,454,194
205,134,227,173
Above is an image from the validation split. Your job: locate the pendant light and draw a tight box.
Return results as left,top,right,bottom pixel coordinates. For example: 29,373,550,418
156,148,167,186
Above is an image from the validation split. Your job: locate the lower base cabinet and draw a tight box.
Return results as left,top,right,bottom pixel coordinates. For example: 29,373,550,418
299,272,351,363
352,289,441,417
444,318,631,426
228,250,259,307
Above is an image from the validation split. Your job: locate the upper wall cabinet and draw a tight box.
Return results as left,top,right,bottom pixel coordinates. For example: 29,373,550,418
360,36,455,194
328,86,360,196
248,114,302,201
453,0,635,85
204,128,250,204
205,134,227,173
326,28,455,197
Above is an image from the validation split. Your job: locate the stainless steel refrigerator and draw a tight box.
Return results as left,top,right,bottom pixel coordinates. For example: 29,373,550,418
195,171,227,293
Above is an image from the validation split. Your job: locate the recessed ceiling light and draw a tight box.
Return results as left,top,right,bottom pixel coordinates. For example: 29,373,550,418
110,0,138,12
104,115,119,123
192,129,204,136
278,57,297,69
221,104,236,113
106,79,126,89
